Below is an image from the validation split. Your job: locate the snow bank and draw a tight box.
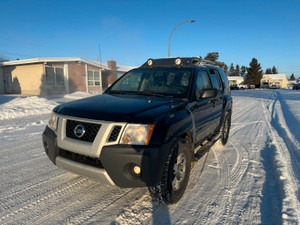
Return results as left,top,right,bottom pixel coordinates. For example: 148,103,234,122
0,96,57,120
62,92,93,100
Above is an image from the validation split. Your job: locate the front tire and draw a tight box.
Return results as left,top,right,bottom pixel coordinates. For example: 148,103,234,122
149,138,191,204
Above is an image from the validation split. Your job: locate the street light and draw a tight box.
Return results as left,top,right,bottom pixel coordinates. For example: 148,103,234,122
168,19,196,57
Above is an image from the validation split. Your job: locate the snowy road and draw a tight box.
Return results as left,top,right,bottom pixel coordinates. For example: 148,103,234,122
0,90,299,224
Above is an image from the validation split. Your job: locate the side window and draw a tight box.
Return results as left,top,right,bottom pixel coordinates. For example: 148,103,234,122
196,71,212,99
214,69,223,92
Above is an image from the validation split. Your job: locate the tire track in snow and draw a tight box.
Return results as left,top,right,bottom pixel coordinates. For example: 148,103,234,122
23,183,138,224
0,136,42,155
109,192,153,225
209,140,250,223
231,99,257,122
208,96,262,223
0,177,91,224
261,97,300,222
0,169,64,206
0,178,94,224
276,91,300,179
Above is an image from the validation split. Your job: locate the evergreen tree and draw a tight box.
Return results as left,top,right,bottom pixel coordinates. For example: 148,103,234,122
265,68,272,74
272,66,278,74
290,73,296,80
235,64,240,76
216,61,226,71
229,63,235,76
223,64,229,75
0,56,9,62
246,58,263,87
204,52,228,75
241,66,247,76
204,52,219,62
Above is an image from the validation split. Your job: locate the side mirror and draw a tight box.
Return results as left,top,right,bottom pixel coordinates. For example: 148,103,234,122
201,88,217,98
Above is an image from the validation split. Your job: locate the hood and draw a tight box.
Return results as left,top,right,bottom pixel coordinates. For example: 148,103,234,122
54,94,187,123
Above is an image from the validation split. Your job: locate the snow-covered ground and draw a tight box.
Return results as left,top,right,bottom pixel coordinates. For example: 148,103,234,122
0,90,299,224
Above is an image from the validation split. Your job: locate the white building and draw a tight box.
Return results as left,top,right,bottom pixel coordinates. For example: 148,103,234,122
227,76,245,86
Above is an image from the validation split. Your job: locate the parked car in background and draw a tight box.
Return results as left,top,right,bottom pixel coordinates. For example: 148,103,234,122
293,83,300,90
230,85,239,90
270,85,279,89
261,82,269,88
237,84,248,90
248,84,255,89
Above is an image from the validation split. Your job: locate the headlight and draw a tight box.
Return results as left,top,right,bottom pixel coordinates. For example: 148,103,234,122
48,111,58,131
120,124,155,145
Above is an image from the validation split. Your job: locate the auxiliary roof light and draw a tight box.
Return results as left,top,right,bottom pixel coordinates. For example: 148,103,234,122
147,59,153,66
175,58,181,65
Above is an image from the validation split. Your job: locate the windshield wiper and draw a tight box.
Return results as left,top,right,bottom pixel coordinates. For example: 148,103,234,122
137,92,172,98
107,90,130,95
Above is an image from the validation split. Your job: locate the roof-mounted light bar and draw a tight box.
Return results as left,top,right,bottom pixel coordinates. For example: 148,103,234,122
140,57,218,68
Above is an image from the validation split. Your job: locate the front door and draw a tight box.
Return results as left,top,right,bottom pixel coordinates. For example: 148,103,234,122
4,74,12,94
192,70,216,143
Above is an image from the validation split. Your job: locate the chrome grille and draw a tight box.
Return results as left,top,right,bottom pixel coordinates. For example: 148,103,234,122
66,119,101,142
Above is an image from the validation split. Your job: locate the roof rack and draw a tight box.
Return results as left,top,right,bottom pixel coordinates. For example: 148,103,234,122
140,57,218,68
191,56,218,66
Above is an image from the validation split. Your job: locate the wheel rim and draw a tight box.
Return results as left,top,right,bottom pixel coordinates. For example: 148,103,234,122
172,153,186,191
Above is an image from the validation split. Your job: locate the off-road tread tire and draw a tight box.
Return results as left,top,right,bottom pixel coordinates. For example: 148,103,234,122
221,112,231,145
148,137,191,204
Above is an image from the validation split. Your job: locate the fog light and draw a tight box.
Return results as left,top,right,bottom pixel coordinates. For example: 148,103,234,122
133,165,141,175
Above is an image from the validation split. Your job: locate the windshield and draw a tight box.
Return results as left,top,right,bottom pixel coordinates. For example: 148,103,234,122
106,68,192,98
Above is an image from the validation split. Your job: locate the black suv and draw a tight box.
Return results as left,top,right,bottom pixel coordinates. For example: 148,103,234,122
42,57,232,204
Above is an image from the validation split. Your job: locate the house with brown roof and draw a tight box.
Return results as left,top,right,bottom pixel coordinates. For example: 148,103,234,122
0,58,134,95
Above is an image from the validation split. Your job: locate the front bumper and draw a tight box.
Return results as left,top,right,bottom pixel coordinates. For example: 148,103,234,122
42,126,171,187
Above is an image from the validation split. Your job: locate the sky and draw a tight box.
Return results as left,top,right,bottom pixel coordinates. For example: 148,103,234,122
0,0,300,77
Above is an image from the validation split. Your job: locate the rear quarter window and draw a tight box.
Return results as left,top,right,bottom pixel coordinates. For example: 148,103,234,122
208,69,223,93
216,68,230,92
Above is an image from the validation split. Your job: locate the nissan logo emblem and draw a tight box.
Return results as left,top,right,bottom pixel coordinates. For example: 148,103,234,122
74,124,85,138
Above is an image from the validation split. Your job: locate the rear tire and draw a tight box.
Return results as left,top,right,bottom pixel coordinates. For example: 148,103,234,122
221,112,231,145
149,137,191,204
